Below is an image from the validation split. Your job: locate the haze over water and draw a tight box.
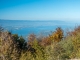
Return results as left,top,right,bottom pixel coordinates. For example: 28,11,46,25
0,20,79,38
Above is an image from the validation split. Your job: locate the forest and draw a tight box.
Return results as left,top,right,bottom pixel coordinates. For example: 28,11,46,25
0,26,80,60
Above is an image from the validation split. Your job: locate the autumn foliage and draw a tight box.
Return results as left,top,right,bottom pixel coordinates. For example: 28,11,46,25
0,26,80,60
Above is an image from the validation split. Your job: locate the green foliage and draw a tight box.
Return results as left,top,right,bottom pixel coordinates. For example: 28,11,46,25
12,34,19,40
0,26,80,60
12,34,25,49
20,39,47,60
20,51,34,60
32,40,47,60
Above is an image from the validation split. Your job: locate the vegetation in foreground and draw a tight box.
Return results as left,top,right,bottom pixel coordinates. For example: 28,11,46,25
0,26,80,60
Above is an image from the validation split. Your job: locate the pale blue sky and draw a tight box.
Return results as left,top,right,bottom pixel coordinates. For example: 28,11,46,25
0,0,80,21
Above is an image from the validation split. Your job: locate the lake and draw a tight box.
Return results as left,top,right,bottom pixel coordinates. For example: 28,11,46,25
0,20,79,38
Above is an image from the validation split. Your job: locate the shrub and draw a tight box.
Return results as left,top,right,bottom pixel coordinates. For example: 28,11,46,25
49,27,64,42
1,26,80,60
0,32,20,60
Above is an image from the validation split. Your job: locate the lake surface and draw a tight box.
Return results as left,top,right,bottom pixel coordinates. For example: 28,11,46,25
0,20,79,38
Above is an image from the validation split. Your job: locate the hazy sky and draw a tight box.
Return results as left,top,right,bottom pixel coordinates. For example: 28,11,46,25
0,0,80,20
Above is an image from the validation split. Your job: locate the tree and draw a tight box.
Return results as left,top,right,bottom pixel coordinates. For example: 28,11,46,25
0,32,20,60
50,27,64,42
28,34,36,46
12,34,25,49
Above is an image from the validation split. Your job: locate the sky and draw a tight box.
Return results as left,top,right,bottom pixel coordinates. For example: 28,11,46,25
0,0,80,21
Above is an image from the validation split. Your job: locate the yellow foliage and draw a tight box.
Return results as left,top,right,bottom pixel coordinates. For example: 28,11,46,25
49,27,63,42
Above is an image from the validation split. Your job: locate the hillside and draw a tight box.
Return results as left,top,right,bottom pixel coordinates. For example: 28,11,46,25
0,26,80,60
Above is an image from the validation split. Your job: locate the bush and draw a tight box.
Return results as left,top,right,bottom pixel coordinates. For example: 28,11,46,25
0,26,80,60
0,32,20,60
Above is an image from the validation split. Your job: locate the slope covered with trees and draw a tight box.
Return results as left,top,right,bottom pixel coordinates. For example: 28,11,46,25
0,26,80,60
